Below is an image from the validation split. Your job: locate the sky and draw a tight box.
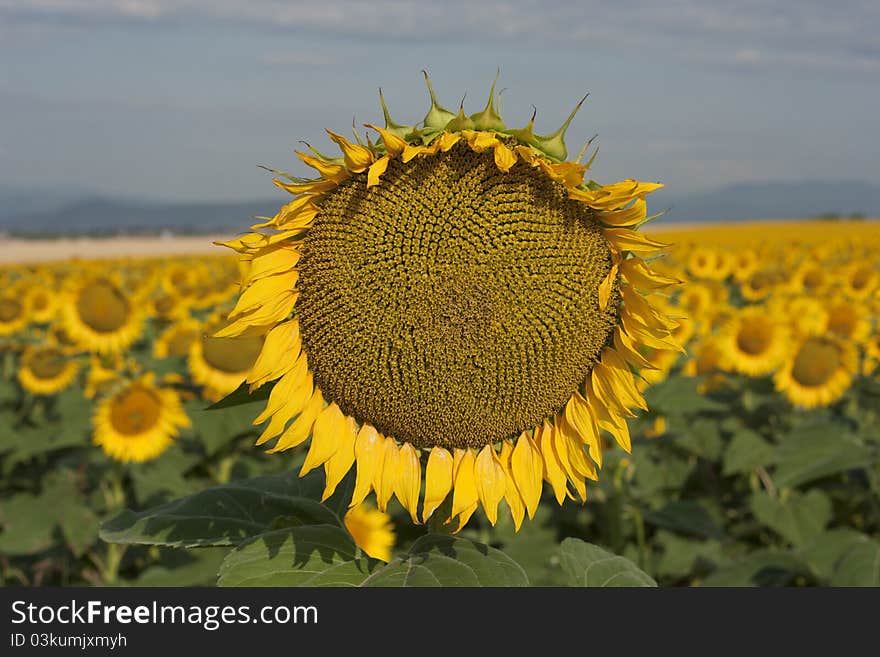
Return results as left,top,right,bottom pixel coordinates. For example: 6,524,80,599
1,1,879,203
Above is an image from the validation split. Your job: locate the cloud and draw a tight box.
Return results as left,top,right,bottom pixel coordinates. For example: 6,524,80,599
2,1,878,76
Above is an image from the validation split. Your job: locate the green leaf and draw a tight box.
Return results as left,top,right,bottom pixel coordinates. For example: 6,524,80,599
773,421,875,488
701,549,810,587
205,382,273,410
558,538,656,587
644,500,722,539
186,402,260,456
749,490,832,548
800,529,872,582
830,541,880,586
723,429,775,475
218,525,372,586
673,418,723,460
0,493,60,555
642,377,726,415
133,548,231,587
58,505,100,558
485,505,566,586
363,534,530,587
101,472,340,547
655,531,727,579
129,445,201,504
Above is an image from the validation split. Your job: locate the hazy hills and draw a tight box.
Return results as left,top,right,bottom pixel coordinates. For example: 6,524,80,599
2,180,878,236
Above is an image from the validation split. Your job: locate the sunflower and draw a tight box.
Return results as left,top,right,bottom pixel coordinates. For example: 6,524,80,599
774,335,857,408
17,343,79,395
188,313,265,401
218,75,676,531
824,300,871,344
344,503,396,562
93,374,191,463
718,306,789,376
740,267,784,302
60,276,143,354
24,284,58,324
789,261,829,296
839,261,878,300
0,293,28,336
154,318,201,359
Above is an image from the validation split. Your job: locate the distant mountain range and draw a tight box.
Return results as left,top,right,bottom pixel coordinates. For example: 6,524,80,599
1,180,878,236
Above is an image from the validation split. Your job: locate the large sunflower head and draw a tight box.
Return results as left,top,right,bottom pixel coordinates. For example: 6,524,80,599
219,75,676,530
60,275,143,354
92,373,191,463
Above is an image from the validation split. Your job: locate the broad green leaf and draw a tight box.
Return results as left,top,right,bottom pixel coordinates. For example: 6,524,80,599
749,490,831,548
0,493,60,555
186,402,260,456
642,377,726,415
830,541,880,586
800,529,872,582
485,505,566,586
701,549,810,587
558,538,656,587
58,505,100,557
773,422,875,488
673,418,723,460
3,424,88,468
129,445,201,504
218,525,372,586
133,548,230,587
101,472,340,547
364,534,529,587
644,500,722,539
723,429,775,475
632,449,692,497
655,531,727,579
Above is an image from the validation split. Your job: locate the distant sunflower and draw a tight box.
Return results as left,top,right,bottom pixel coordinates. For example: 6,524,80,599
344,503,396,562
61,276,143,353
24,285,57,324
789,261,828,296
718,306,788,376
18,344,79,395
188,314,265,401
774,335,857,408
154,318,201,359
219,74,677,531
824,300,871,344
0,293,28,336
740,268,784,302
839,261,877,300
93,374,190,463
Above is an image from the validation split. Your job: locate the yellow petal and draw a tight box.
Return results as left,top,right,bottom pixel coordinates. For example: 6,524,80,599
511,433,543,518
598,262,619,311
589,180,664,210
613,325,656,371
499,441,525,531
242,245,300,285
493,142,517,173
619,257,680,290
595,198,647,227
563,392,603,469
247,319,301,388
402,143,426,163
363,123,406,157
394,442,422,524
422,447,454,522
435,131,461,152
621,285,679,332
350,424,382,507
366,155,390,188
322,414,357,501
538,423,568,505
474,445,506,526
604,228,671,256
621,311,683,352
267,387,323,453
590,363,636,419
376,437,400,513
253,352,309,425
464,130,498,152
295,151,347,180
556,416,597,481
600,347,648,411
450,449,478,520
254,370,313,445
325,130,374,173
227,270,299,319
552,422,586,502
586,379,632,452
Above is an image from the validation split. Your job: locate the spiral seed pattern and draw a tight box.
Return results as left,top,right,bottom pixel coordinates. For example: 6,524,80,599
297,142,618,449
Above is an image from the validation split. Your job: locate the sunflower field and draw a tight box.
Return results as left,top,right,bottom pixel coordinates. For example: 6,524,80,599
1,81,879,587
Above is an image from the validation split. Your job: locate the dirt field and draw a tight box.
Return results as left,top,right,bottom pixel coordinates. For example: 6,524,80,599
0,235,237,265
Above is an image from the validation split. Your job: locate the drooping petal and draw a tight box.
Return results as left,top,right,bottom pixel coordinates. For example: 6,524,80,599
538,423,568,505
394,442,422,524
376,437,400,512
493,142,517,173
326,130,375,173
422,447,454,523
474,445,506,526
563,392,603,468
351,424,382,507
366,155,390,188
499,441,525,531
619,257,680,290
247,319,301,389
364,123,406,157
604,228,671,256
450,449,479,522
267,387,324,453
322,414,358,501
511,433,543,518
